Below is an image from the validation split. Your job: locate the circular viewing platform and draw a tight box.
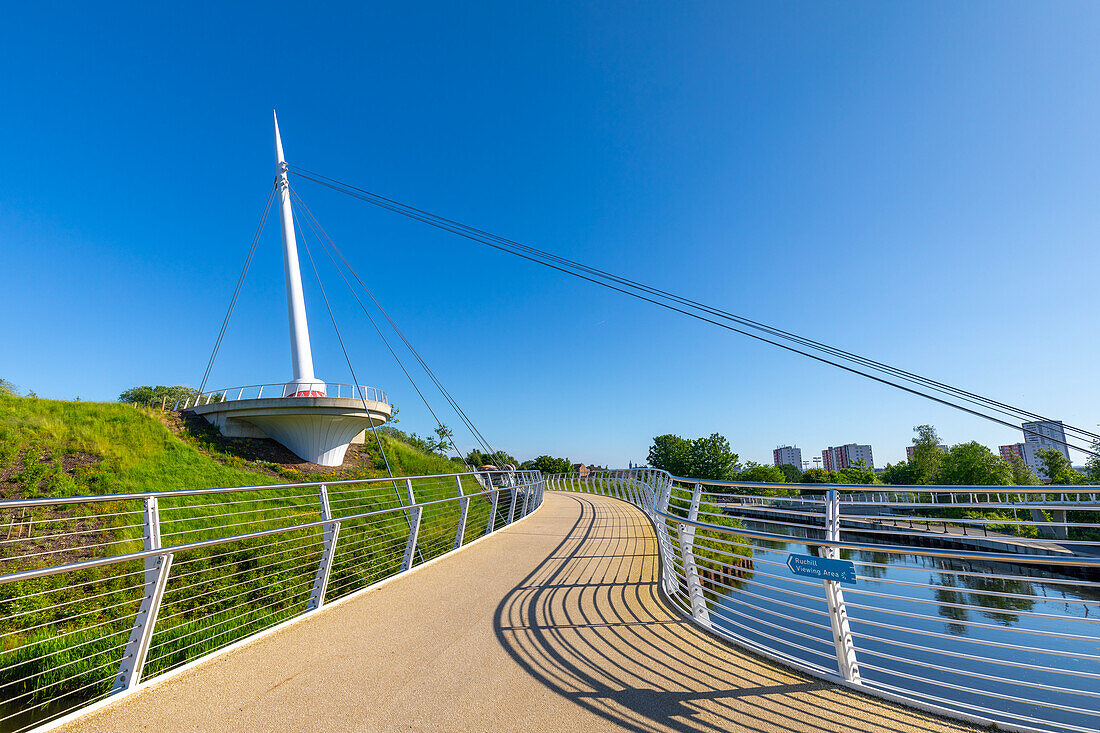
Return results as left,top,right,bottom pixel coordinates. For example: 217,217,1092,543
182,382,392,466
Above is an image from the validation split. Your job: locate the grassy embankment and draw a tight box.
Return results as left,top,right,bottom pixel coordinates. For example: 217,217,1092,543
0,393,506,727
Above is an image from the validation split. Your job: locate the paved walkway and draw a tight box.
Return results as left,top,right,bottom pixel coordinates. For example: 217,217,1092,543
60,492,977,733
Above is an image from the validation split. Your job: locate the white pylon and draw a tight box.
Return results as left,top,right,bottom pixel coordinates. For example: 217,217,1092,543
273,111,321,395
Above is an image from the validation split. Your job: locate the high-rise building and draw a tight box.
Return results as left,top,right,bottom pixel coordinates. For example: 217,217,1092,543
822,444,874,471
906,445,948,460
999,442,1046,478
773,445,802,468
1022,420,1069,460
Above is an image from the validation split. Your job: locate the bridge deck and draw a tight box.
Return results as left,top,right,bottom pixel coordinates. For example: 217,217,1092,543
58,492,977,733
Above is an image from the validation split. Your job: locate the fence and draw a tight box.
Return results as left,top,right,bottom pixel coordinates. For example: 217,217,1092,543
179,382,389,409
0,470,543,732
548,471,1100,733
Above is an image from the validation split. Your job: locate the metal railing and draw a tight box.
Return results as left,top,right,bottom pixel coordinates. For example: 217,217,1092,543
548,471,1100,733
0,470,543,732
179,382,389,409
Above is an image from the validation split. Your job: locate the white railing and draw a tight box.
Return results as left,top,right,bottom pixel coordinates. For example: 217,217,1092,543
0,470,543,732
178,382,389,409
547,471,1100,733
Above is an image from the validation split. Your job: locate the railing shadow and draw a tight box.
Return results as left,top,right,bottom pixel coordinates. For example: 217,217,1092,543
494,493,970,733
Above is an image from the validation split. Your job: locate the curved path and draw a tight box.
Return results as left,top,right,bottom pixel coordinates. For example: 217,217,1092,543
59,492,977,733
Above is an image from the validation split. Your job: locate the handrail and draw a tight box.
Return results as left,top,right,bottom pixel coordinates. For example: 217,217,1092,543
0,470,544,730
0,470,517,509
178,382,389,408
548,470,1100,733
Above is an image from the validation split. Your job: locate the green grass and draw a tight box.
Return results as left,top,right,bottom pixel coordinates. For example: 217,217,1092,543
0,393,518,731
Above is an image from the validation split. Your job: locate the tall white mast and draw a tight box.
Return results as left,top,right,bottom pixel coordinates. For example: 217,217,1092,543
273,111,319,394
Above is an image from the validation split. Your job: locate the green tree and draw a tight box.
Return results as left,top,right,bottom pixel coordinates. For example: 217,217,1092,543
938,442,1012,485
881,460,921,485
430,424,455,455
1087,440,1100,483
910,424,946,484
519,455,573,474
119,385,202,408
801,468,836,483
689,433,739,480
776,463,803,483
1037,448,1082,484
0,379,16,397
835,459,877,485
739,462,785,483
647,434,693,477
1005,452,1040,486
465,448,517,468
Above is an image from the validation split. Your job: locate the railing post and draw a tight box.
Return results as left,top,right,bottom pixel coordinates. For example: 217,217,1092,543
485,481,500,535
307,485,339,612
823,487,861,683
113,497,173,692
507,479,518,525
401,479,422,572
520,480,531,518
653,476,679,595
454,475,469,550
676,483,711,626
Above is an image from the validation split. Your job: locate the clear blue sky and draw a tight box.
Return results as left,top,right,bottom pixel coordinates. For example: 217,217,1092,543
2,2,1098,468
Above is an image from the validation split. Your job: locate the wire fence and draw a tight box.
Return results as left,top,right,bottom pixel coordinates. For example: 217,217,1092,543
548,471,1100,733
0,470,544,732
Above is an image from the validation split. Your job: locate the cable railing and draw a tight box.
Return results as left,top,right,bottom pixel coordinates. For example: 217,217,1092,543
179,382,389,409
0,469,544,732
547,471,1100,733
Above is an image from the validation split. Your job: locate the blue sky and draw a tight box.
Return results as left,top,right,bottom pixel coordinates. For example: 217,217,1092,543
2,2,1098,468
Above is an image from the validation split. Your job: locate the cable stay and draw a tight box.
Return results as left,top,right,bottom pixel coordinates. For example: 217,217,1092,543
196,181,502,528
289,186,504,466
286,164,1099,460
288,188,515,528
293,213,427,564
198,179,277,394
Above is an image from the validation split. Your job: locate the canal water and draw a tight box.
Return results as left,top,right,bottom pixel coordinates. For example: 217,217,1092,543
711,519,1100,732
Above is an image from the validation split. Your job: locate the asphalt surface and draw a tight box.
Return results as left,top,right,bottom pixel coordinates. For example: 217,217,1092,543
58,491,979,733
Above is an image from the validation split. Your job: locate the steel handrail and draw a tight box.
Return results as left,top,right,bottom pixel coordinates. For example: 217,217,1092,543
186,382,390,405
0,470,546,730
547,469,1100,733
0,470,519,509
0,481,535,585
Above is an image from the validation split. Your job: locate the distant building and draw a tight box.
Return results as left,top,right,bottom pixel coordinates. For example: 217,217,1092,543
999,442,1047,478
571,463,589,477
1022,420,1069,460
773,445,802,468
822,444,875,472
906,445,948,460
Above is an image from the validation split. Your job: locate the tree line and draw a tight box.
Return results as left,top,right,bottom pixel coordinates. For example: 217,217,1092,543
645,432,876,484
880,425,1098,486
646,425,1099,486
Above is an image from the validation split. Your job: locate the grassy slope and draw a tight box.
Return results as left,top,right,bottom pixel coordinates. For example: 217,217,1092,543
0,393,467,497
0,395,500,726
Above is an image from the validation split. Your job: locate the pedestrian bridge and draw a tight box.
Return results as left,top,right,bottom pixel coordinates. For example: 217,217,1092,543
1,471,1097,733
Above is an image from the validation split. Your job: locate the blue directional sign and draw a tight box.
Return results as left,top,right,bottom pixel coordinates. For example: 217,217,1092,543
786,553,856,585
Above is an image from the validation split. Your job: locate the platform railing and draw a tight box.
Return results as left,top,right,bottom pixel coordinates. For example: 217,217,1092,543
178,382,389,409
547,471,1100,733
0,469,543,732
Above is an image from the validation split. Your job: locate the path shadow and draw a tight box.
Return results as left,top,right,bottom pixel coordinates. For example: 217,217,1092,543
493,493,978,733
